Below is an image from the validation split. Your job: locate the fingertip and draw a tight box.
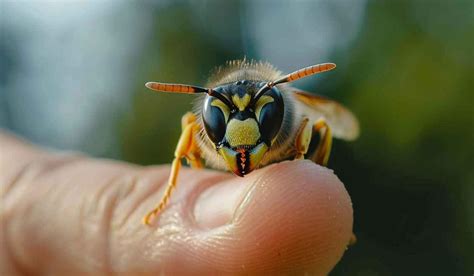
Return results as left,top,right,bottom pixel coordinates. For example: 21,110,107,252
213,160,353,274
122,161,353,274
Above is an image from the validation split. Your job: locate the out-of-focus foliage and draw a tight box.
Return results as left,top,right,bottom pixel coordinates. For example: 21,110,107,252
1,1,472,275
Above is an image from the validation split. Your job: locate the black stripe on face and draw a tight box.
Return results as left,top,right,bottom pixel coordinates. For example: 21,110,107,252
235,149,250,176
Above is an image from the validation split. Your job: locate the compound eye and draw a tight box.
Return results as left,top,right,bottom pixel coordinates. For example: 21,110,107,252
202,96,229,144
255,87,284,145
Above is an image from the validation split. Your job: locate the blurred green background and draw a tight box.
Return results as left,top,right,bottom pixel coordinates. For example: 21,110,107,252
1,0,473,274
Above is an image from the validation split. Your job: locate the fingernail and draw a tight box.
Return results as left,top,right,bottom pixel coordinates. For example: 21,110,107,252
194,177,251,229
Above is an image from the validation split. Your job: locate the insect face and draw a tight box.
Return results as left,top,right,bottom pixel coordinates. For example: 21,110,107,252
202,81,284,176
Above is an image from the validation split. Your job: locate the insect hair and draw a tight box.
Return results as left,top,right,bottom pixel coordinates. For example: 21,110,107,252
206,58,283,87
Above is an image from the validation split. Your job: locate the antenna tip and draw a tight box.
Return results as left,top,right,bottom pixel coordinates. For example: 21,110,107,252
327,63,336,70
145,82,154,89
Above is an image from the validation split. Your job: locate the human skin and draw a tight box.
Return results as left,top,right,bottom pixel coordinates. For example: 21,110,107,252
0,132,353,275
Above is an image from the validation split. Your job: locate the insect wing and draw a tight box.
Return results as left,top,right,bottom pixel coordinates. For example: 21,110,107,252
292,90,359,141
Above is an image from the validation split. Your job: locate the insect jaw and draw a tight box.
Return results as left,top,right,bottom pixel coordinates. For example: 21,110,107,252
217,141,269,177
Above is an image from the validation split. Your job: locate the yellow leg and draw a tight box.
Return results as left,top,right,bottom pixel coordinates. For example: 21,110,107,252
294,117,333,166
142,113,201,225
312,118,332,166
294,117,312,159
181,113,203,169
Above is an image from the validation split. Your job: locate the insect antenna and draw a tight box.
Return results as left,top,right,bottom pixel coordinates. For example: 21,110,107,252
145,82,233,107
252,63,336,103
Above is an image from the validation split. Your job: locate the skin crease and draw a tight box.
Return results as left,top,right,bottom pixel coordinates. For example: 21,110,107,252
0,132,353,275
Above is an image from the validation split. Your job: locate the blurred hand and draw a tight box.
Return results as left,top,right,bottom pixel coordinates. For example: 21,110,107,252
0,132,353,275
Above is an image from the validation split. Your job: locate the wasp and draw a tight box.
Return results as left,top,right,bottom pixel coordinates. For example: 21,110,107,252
143,60,359,225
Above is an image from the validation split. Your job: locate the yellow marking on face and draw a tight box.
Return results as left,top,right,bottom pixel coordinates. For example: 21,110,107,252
254,95,274,121
225,118,260,147
249,142,268,168
211,99,230,122
218,147,239,173
232,94,251,111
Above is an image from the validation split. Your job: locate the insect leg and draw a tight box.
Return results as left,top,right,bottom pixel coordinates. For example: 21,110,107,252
294,117,313,159
310,118,333,166
181,112,203,169
142,113,201,225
